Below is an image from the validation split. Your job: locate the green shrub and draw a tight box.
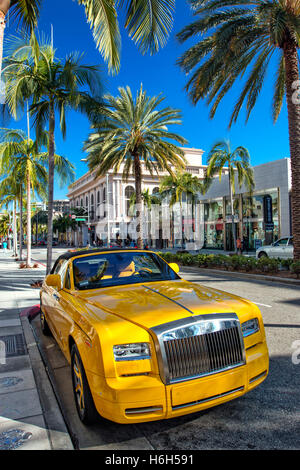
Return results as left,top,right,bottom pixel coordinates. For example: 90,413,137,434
244,257,257,272
290,260,300,278
257,257,280,273
195,254,208,267
179,253,195,266
280,258,293,269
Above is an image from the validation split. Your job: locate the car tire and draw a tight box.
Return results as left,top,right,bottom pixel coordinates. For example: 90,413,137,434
40,310,52,336
258,252,268,258
71,344,99,425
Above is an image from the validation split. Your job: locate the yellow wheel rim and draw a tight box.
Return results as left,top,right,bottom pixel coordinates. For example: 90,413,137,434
73,355,85,414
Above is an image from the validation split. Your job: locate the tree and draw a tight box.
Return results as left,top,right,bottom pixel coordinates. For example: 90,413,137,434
206,140,254,253
0,1,40,78
160,171,210,249
0,211,9,237
84,84,187,249
0,128,48,266
0,127,74,267
0,173,25,258
177,0,300,259
0,0,175,74
4,37,97,272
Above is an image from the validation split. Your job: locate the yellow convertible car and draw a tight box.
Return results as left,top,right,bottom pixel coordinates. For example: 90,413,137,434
40,248,269,425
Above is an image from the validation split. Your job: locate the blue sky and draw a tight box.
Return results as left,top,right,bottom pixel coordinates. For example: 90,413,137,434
5,0,290,199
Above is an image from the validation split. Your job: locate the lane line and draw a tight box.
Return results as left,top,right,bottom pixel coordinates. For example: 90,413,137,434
253,302,272,308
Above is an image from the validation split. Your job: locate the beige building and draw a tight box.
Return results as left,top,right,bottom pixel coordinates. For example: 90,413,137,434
67,148,206,248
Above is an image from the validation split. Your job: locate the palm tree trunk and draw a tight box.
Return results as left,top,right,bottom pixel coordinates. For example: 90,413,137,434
13,198,17,256
180,196,184,250
283,38,300,260
19,187,23,261
26,170,32,267
0,6,6,83
229,170,237,253
133,153,143,249
46,98,55,274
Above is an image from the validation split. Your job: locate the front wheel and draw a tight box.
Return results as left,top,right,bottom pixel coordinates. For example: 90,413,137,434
40,309,52,336
71,344,99,425
258,252,268,259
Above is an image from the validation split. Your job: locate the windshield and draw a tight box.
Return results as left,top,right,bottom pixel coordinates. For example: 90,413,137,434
73,251,179,290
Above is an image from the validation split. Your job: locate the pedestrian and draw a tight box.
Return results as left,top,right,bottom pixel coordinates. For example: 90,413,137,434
243,236,249,254
236,238,242,255
3,240,7,253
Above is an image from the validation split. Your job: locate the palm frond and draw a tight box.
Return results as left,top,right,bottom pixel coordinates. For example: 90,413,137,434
77,0,121,74
121,0,175,55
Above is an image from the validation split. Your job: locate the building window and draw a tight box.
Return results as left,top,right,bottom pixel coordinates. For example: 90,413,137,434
91,193,94,221
242,191,279,250
125,186,135,216
204,200,224,249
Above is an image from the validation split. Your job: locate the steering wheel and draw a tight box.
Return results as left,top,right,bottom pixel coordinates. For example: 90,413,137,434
133,268,153,277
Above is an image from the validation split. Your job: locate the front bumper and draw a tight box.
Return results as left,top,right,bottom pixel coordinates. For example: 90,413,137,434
88,340,269,424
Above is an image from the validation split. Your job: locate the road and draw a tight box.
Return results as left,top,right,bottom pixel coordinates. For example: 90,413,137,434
30,248,300,450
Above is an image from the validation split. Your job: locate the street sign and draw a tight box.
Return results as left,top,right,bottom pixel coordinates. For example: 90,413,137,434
264,222,274,231
75,218,86,222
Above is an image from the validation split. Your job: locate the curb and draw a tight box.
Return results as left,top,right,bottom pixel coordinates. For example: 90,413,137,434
20,306,74,450
20,305,41,320
180,265,300,286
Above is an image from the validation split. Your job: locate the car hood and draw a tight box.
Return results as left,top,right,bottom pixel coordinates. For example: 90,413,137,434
75,279,253,329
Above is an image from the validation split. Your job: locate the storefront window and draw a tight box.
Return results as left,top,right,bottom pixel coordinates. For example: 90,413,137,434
204,200,224,249
225,197,240,217
242,191,279,250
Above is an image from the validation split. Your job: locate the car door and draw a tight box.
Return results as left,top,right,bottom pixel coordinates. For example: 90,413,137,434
41,258,67,342
52,264,75,357
43,259,69,345
269,238,289,258
285,237,294,259
48,260,71,352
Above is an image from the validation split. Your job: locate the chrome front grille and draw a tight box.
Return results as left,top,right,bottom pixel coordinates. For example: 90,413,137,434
151,314,245,385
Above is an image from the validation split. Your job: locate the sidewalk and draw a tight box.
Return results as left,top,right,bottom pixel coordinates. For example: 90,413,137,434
0,251,73,450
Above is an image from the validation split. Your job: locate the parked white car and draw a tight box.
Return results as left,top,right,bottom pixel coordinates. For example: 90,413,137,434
256,236,293,259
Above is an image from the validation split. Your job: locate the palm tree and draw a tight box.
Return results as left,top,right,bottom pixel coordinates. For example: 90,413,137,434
31,208,47,244
0,0,175,74
0,188,18,255
0,1,40,79
160,171,210,249
0,128,48,266
206,141,254,253
4,37,97,272
84,84,188,249
0,173,25,258
0,127,74,267
177,0,300,260
0,210,9,237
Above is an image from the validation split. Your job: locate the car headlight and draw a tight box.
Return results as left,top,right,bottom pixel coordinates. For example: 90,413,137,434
113,343,151,361
241,318,260,337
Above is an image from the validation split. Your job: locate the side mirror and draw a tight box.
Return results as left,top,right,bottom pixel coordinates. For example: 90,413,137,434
45,274,61,290
169,262,180,274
